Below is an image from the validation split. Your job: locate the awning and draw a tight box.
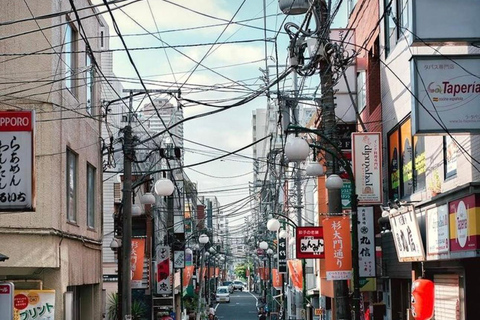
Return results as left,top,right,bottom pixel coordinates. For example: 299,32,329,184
0,253,9,262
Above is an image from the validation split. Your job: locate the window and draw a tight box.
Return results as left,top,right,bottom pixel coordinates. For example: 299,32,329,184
67,148,77,222
87,163,96,228
85,53,94,115
387,118,424,200
65,23,77,94
384,0,409,57
356,70,366,112
444,136,458,179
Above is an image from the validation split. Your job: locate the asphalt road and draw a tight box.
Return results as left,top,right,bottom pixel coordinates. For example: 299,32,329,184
214,290,259,320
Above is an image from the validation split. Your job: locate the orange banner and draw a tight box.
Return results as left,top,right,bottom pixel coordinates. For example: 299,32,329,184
183,266,194,288
323,217,352,280
215,267,220,277
131,238,145,286
272,269,282,290
287,260,303,290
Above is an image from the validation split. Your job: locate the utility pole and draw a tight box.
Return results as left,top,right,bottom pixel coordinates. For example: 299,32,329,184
316,1,351,320
121,91,134,319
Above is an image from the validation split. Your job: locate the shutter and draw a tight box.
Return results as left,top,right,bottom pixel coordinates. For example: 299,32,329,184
434,274,459,320
114,183,121,203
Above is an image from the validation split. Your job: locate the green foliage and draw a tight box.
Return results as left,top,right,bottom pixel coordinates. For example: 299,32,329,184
234,261,253,280
107,292,147,320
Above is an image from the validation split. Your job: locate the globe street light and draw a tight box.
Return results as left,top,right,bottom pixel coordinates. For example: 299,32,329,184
154,178,175,196
259,241,268,250
267,218,281,232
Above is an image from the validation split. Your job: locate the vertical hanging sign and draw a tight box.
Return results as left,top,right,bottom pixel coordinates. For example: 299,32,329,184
277,237,287,273
131,238,147,289
357,207,376,277
352,132,382,204
156,246,172,295
0,111,34,210
324,217,352,280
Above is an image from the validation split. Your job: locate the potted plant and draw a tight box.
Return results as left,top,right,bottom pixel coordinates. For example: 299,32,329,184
107,293,147,320
428,169,442,197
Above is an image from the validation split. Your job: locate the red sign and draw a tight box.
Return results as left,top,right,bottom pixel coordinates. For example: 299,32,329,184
296,226,324,259
0,111,33,132
324,217,352,280
0,284,11,294
14,293,28,310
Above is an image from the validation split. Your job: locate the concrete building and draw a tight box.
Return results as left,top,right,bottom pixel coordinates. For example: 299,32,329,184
0,1,107,319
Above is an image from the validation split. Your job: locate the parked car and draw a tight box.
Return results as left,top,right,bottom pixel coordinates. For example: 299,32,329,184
222,281,234,293
215,286,231,303
232,280,244,291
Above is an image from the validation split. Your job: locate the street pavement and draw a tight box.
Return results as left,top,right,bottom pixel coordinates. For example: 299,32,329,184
214,290,259,320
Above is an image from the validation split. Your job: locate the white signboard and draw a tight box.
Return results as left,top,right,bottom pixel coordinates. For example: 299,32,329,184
352,133,382,204
426,205,449,260
0,111,34,210
357,207,376,277
413,0,480,41
389,208,425,262
0,282,14,320
412,56,480,134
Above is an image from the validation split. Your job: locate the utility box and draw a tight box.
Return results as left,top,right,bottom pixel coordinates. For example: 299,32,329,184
278,0,310,15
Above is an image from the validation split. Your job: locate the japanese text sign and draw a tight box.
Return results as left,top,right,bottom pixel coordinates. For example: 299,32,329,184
156,246,172,294
277,237,287,273
389,208,425,262
131,238,146,289
357,207,376,277
0,111,34,210
287,260,303,290
324,217,352,280
296,226,324,259
14,289,55,320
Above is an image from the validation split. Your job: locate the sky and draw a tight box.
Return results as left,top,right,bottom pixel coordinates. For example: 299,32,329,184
93,0,347,228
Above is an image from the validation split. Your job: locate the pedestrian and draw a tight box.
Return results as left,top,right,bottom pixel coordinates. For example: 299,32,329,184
258,310,267,320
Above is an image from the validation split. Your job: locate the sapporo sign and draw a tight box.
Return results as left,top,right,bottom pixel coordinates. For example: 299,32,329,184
0,111,34,210
296,226,324,259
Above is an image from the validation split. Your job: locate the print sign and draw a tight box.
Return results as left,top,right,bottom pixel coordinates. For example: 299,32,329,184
296,226,324,259
0,111,34,210
13,290,55,320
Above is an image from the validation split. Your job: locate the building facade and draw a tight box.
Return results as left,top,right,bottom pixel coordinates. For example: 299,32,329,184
0,1,107,319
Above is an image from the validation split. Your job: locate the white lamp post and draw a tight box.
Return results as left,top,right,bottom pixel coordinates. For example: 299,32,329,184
140,192,155,205
199,234,209,244
131,204,142,216
284,136,310,162
305,161,324,177
325,174,344,190
259,241,268,250
154,178,175,196
267,218,281,232
278,229,288,239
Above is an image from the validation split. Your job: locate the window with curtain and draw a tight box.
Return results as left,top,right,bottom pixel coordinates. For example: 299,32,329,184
67,148,77,222
65,23,77,94
87,163,95,228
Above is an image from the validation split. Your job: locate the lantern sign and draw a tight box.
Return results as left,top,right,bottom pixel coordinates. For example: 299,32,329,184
411,279,434,320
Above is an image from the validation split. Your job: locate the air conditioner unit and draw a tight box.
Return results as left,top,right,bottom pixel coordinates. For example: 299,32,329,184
114,183,122,203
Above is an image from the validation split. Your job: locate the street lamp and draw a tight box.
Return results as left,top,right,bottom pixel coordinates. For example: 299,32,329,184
196,234,209,320
267,218,281,232
283,126,361,320
259,241,269,250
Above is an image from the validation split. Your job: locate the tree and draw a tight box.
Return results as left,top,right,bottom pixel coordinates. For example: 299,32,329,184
107,293,147,320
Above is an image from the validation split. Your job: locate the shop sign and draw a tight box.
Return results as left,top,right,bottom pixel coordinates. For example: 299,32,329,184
156,246,172,295
296,226,324,259
131,238,147,289
426,205,450,260
0,282,14,320
357,207,375,277
449,194,480,258
277,237,287,273
389,207,425,262
14,290,55,320
352,132,382,204
0,111,34,210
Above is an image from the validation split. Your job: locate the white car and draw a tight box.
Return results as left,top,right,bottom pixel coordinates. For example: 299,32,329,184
215,286,231,303
232,280,244,291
